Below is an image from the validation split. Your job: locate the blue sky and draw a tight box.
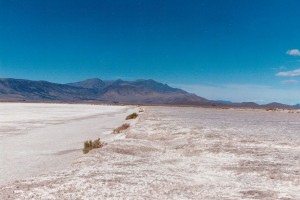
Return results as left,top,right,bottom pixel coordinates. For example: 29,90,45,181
1,0,300,104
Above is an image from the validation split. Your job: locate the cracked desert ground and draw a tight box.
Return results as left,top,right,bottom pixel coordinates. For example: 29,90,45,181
0,103,299,199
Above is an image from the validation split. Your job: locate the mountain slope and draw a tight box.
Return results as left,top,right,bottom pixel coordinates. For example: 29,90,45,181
67,78,105,90
99,82,210,104
0,78,214,105
0,78,97,102
72,79,213,105
262,102,294,109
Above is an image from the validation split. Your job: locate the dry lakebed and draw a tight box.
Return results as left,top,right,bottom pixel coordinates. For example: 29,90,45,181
0,103,299,199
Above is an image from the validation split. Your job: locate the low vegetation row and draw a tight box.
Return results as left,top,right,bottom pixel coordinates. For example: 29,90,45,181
83,110,141,154
265,108,277,111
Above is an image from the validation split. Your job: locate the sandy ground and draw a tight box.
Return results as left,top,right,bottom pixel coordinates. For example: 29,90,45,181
1,105,300,199
0,103,137,185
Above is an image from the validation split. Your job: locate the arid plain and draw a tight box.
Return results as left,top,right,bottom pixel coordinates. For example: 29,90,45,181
0,103,299,199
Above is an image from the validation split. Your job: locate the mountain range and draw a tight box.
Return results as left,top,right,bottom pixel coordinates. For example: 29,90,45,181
0,78,296,109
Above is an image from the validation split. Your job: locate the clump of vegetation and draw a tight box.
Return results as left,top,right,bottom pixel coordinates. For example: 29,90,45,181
126,112,138,120
265,108,276,111
83,138,104,154
113,123,130,134
139,108,144,112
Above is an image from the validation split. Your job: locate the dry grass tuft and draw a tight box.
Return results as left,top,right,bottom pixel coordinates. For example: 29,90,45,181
126,112,138,120
113,123,130,134
265,108,276,111
83,138,105,154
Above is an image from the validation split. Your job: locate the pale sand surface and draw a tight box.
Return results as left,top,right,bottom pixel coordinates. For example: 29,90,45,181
1,106,300,199
0,103,137,185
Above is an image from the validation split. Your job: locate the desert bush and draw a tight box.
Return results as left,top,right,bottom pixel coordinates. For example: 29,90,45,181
113,123,130,134
83,138,104,154
126,112,138,120
139,108,144,112
265,108,276,111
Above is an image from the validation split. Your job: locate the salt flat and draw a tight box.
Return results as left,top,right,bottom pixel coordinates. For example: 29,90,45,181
1,106,300,199
0,103,137,185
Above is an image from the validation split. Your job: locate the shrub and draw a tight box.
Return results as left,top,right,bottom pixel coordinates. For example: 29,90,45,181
126,112,138,120
113,123,130,134
265,108,276,111
83,138,104,154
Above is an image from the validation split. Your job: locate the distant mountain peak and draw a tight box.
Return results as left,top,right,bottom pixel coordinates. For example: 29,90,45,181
67,78,105,89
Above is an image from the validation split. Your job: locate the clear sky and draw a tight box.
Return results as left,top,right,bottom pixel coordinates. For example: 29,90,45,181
1,0,300,104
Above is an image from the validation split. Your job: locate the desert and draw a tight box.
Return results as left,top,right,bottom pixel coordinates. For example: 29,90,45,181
0,103,299,199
